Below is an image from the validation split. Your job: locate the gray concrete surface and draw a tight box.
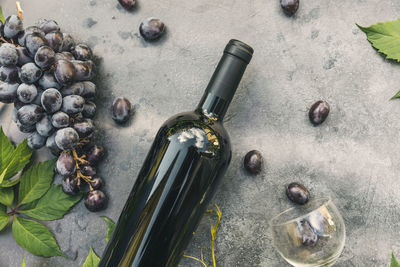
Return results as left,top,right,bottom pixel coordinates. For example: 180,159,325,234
0,0,400,266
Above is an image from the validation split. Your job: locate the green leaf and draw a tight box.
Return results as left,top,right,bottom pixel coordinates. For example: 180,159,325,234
357,19,400,62
392,252,400,267
0,176,21,188
82,246,100,267
12,216,66,258
1,139,33,182
0,187,14,207
0,6,4,24
22,256,26,267
391,91,400,100
20,185,82,221
0,204,9,231
18,160,55,206
101,216,116,243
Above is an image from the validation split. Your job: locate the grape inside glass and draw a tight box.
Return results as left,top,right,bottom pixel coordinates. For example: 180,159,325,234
270,197,345,267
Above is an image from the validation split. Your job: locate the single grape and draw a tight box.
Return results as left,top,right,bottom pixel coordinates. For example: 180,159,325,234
17,104,43,126
54,59,76,85
309,100,330,126
280,0,299,16
3,15,23,39
46,132,61,155
81,165,96,176
16,47,33,66
243,150,263,175
45,31,63,52
112,97,132,124
40,20,60,34
72,44,92,61
0,43,18,66
18,26,44,46
84,190,106,212
56,151,76,176
55,127,79,150
73,119,94,138
299,220,318,246
41,88,62,113
118,0,136,10
139,18,165,41
36,115,54,137
81,81,96,99
87,145,104,165
0,81,18,103
61,82,84,96
17,83,38,103
82,101,96,118
72,60,93,81
62,33,75,52
286,182,310,205
38,71,61,89
51,111,70,128
34,46,56,68
17,119,36,133
19,63,42,84
62,176,80,195
25,33,48,57
12,107,18,122
0,66,19,83
27,131,46,149
55,52,74,61
61,95,85,114
90,177,104,190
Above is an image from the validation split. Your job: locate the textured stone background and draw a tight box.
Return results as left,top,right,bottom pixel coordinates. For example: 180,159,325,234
1,0,400,266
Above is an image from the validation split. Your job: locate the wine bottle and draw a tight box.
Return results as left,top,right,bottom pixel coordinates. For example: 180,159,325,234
99,39,253,267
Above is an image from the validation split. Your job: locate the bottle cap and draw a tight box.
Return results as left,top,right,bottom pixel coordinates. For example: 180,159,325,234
224,39,254,64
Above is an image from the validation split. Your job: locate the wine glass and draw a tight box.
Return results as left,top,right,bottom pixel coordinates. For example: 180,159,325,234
269,197,345,267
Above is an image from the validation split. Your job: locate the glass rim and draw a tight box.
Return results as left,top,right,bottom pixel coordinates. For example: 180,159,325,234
269,197,332,227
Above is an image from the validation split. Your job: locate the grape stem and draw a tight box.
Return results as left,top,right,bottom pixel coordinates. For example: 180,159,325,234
72,148,94,191
16,1,23,20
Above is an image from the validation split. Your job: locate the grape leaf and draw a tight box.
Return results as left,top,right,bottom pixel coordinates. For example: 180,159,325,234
0,127,15,178
0,187,14,207
391,91,400,100
357,19,400,62
1,139,33,182
82,246,100,267
392,252,400,267
20,185,82,221
17,160,55,206
101,216,116,243
0,6,4,24
0,204,9,231
12,216,66,258
22,256,26,267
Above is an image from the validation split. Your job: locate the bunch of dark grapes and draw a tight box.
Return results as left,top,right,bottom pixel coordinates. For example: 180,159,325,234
0,14,106,212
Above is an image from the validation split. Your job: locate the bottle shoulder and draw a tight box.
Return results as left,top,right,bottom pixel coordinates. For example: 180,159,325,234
160,111,231,159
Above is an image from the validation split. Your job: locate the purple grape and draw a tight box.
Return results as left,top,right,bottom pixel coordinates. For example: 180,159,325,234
34,46,56,68
0,66,19,83
16,47,33,66
84,190,106,212
73,119,94,138
139,18,165,41
0,43,18,66
17,83,38,103
118,0,136,10
27,131,46,149
25,33,48,57
19,63,42,84
62,33,75,52
56,152,76,176
45,31,63,52
40,20,60,34
61,95,85,114
112,97,132,124
54,59,76,85
55,127,79,150
82,101,96,118
62,176,80,195
0,82,18,103
51,111,70,128
17,104,43,126
72,44,92,61
41,88,62,113
87,145,104,165
46,132,61,155
3,15,23,39
36,115,54,137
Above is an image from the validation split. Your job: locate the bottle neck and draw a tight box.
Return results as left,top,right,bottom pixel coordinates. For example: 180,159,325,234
197,51,250,121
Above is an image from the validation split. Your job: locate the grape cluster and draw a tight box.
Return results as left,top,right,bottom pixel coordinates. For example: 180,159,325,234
0,15,106,212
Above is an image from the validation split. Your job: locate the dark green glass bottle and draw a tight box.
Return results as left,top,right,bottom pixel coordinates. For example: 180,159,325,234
99,39,253,267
